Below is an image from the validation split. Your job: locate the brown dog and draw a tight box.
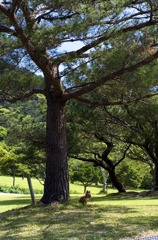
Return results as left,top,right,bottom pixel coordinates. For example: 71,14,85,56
79,190,91,205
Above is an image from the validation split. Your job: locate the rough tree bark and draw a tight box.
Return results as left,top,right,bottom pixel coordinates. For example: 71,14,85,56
143,140,158,190
40,88,69,203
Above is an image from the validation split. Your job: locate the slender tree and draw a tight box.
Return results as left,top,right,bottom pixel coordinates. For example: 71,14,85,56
70,134,131,192
70,161,101,193
0,1,158,203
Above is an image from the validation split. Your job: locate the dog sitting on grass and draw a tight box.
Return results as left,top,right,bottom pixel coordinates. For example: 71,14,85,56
79,190,91,205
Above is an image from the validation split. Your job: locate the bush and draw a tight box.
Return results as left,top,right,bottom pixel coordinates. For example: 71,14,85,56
140,174,155,189
116,162,142,189
0,185,43,194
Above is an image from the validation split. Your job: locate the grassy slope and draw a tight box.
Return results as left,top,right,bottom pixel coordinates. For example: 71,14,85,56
1,194,158,240
1,176,158,239
0,175,43,191
0,175,116,213
0,175,106,193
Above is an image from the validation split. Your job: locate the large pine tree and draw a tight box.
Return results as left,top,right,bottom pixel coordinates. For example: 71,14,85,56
0,1,158,203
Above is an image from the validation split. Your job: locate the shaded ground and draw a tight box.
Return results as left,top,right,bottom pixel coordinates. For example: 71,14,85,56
108,190,158,198
0,191,158,239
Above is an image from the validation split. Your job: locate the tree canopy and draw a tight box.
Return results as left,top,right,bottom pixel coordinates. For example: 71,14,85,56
0,1,158,101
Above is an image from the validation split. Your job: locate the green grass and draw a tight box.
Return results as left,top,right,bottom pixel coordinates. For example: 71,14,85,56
0,175,117,197
1,193,158,240
1,176,158,239
0,194,36,213
0,175,43,191
0,175,115,213
0,175,105,194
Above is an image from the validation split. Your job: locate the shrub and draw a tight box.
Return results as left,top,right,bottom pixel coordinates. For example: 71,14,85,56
0,185,43,194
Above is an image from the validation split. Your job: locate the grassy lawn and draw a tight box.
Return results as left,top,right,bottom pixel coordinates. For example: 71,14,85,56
1,193,158,240
1,176,158,239
0,175,43,191
0,175,107,194
0,175,118,194
0,194,35,213
0,175,115,213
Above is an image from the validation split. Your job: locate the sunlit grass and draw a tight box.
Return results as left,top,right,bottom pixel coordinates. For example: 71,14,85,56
0,194,35,213
0,175,118,197
0,194,158,240
0,175,43,191
0,175,116,213
0,175,145,213
1,176,158,239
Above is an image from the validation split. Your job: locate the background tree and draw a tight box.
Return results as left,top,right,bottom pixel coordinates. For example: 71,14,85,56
69,133,130,192
0,1,158,203
101,97,158,189
116,159,153,189
0,96,46,182
70,160,101,193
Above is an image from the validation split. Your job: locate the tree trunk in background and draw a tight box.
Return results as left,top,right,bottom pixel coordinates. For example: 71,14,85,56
108,168,126,193
12,172,15,187
154,161,158,190
27,175,36,205
84,185,87,193
100,167,108,193
41,95,69,204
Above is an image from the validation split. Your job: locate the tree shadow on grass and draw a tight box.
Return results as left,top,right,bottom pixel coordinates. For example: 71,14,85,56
90,194,135,202
1,199,158,240
1,195,158,240
0,196,31,207
91,191,158,202
0,205,130,239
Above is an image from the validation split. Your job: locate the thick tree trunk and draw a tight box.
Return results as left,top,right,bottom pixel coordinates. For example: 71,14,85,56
108,168,126,193
41,94,69,204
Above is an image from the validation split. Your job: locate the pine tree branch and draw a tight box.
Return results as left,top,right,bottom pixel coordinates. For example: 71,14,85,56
0,3,8,15
0,25,16,35
20,1,35,28
63,50,158,100
0,88,45,103
74,92,158,107
10,0,22,13
36,12,78,22
59,19,158,62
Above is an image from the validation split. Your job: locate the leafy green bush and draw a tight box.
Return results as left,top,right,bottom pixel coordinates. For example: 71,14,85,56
140,174,155,189
116,160,152,189
0,185,43,194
